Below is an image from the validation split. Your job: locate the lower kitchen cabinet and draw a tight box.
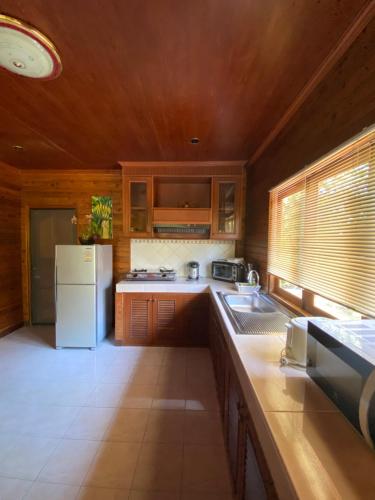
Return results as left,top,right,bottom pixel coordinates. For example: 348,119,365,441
209,306,228,416
241,415,273,500
209,302,278,499
115,292,209,346
181,293,209,346
227,367,243,493
153,293,184,345
117,292,153,345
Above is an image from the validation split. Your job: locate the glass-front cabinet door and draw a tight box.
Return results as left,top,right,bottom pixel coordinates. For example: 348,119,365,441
123,176,152,237
211,177,242,239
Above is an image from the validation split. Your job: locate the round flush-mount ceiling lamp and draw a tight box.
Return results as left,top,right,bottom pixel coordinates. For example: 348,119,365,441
0,14,62,79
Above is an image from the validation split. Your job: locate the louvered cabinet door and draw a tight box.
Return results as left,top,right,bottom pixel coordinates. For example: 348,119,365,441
152,293,182,346
124,293,153,345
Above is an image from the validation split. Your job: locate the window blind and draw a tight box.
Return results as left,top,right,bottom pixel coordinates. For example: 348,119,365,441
268,127,375,317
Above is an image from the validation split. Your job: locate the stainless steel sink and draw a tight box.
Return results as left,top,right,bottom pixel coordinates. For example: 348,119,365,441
217,292,293,335
223,294,277,314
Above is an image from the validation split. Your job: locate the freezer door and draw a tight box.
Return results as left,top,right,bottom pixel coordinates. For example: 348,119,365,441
56,284,96,348
56,245,96,285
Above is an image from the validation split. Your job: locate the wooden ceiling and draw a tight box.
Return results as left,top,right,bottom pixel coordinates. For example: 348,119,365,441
0,0,372,169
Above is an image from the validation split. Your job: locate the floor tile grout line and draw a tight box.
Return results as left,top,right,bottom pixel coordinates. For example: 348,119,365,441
20,479,34,500
5,435,62,486
127,423,149,494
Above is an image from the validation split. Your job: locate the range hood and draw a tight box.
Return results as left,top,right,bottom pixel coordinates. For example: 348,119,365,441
153,224,210,237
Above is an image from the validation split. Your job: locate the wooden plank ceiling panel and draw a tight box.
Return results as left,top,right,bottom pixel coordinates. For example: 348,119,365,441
0,0,371,168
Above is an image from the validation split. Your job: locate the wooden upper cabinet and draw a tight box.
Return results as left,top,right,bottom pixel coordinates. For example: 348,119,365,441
211,177,242,239
121,163,245,240
123,176,152,237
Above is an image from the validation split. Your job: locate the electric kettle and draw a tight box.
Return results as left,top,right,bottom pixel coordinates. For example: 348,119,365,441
187,261,200,280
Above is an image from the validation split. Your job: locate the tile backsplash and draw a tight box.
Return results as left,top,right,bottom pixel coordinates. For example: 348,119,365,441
131,239,235,277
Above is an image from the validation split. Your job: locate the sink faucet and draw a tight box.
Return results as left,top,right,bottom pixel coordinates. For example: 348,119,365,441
246,266,259,286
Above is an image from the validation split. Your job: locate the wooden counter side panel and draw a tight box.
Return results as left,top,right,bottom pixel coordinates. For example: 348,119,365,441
115,293,125,344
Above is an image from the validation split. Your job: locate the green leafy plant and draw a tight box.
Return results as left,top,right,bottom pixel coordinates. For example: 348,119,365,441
71,214,100,243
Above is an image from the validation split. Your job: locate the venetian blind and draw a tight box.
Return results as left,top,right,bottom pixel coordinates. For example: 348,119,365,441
268,128,375,317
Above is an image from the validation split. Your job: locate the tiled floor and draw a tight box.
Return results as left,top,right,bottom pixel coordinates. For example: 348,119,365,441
0,326,233,500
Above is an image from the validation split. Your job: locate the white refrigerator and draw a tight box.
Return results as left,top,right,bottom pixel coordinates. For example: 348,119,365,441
55,245,113,349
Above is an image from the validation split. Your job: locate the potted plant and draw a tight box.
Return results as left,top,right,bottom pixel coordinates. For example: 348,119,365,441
71,214,101,245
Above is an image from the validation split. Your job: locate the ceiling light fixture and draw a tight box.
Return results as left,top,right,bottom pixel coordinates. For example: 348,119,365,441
190,137,200,144
13,145,24,150
0,14,62,79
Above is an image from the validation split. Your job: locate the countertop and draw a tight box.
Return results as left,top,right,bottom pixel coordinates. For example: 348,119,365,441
116,277,229,293
116,278,375,499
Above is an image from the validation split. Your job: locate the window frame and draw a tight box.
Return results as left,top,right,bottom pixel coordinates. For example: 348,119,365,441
269,273,365,320
268,181,305,287
268,128,375,319
270,275,303,309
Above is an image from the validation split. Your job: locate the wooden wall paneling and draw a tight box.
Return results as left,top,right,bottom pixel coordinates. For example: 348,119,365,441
250,1,375,165
21,169,130,321
0,162,23,335
245,18,375,286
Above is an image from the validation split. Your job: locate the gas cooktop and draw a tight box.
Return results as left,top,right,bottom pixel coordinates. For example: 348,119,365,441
124,268,176,281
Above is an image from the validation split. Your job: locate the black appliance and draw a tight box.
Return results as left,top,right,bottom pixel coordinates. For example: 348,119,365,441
211,259,246,283
307,319,375,449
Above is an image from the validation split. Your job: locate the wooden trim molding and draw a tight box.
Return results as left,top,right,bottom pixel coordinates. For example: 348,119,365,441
249,0,375,165
0,322,24,338
120,161,246,176
120,160,247,168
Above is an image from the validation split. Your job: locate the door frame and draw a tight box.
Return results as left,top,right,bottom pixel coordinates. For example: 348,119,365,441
23,202,79,324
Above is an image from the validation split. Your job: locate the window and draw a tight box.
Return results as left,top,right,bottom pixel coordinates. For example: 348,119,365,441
313,295,362,320
268,128,375,319
268,183,305,286
279,279,303,299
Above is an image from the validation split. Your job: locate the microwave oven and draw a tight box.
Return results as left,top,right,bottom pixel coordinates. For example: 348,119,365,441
211,259,246,282
307,319,375,449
